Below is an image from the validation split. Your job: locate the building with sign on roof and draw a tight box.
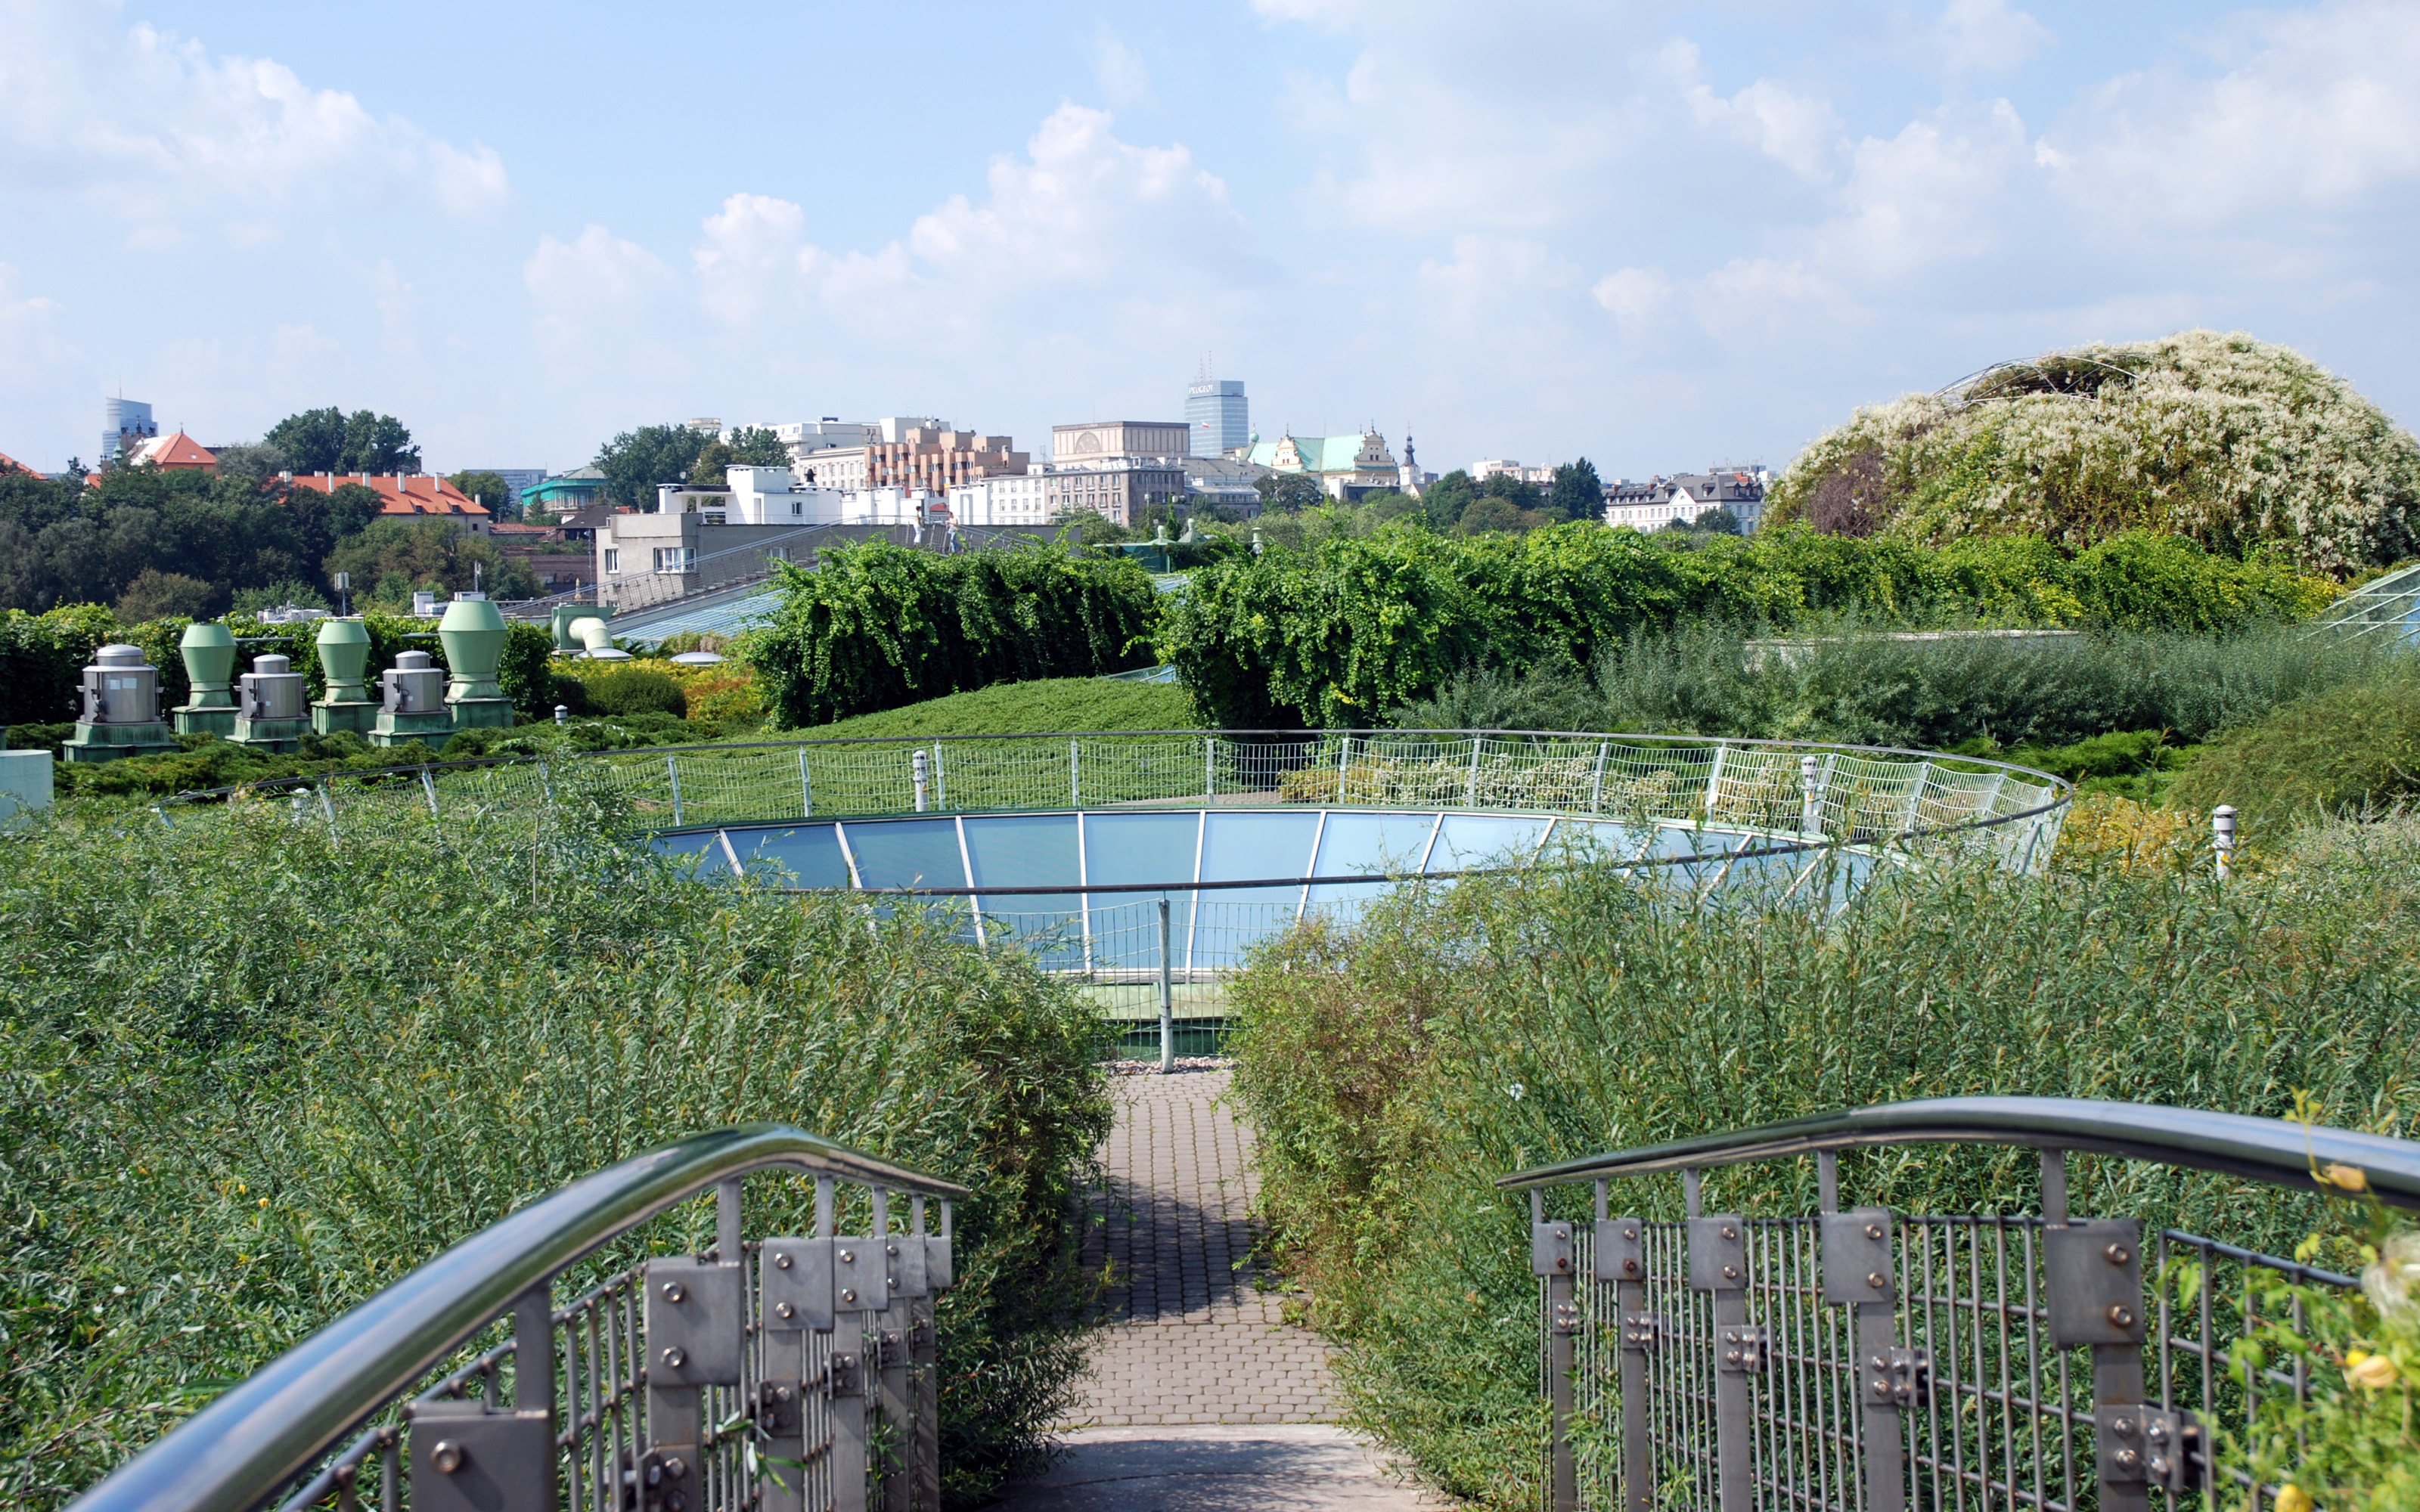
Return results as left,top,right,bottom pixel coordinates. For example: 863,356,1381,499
287,472,493,533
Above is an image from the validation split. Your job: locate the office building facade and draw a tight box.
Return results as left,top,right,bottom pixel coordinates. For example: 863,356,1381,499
1186,379,1248,457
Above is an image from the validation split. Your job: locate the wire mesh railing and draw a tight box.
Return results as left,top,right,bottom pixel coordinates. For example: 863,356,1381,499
1503,1100,2420,1512
67,1128,965,1512
135,729,2071,878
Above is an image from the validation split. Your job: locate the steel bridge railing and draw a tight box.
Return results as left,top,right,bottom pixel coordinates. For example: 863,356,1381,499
1500,1099,2420,1512
68,1127,968,1512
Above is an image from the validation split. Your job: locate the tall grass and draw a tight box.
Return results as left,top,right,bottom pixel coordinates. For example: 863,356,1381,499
1391,621,2408,752
0,779,1113,1508
1225,826,2420,1507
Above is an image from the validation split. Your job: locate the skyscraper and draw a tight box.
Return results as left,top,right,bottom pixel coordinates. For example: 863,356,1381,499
1186,377,1248,458
103,397,156,463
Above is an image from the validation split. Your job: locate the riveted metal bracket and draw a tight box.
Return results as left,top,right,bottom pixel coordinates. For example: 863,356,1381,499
1531,1219,1575,1278
1862,1346,1930,1405
2139,1406,2204,1492
876,1325,907,1368
1822,1207,1896,1306
926,1234,954,1291
644,1258,745,1387
1717,1323,1769,1374
1619,1311,1661,1352
2043,1219,2145,1347
826,1349,864,1398
1596,1217,1646,1284
1550,1297,1584,1336
759,1238,833,1332
887,1232,929,1298
635,1447,697,1512
1689,1215,1749,1292
409,1401,557,1512
832,1236,889,1313
757,1379,802,1436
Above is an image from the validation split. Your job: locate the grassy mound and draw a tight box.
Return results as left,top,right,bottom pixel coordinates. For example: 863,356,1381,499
1227,835,2420,1506
0,784,1112,1508
799,675,1199,739
1765,330,2420,575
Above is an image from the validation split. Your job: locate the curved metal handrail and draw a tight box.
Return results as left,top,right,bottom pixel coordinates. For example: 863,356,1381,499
1497,1096,2420,1210
70,1125,967,1512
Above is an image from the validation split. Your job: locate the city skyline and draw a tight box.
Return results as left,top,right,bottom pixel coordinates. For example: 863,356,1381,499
2,1,2415,481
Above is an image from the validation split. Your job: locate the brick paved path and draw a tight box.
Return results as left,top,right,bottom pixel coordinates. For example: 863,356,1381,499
1067,1067,1336,1426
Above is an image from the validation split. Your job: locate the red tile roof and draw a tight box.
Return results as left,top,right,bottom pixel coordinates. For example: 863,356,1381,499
287,472,493,520
0,451,35,477
129,431,218,470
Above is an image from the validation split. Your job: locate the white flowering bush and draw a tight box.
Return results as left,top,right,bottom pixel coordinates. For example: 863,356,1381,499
1767,330,2420,576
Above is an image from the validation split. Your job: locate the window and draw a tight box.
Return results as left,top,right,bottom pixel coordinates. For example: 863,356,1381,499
653,547,696,572
603,547,621,574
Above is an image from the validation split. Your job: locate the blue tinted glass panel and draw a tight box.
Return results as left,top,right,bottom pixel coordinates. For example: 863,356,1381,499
963,815,1084,968
1083,812,1202,971
1305,811,1435,904
1193,810,1322,967
839,818,968,891
1427,814,1550,872
733,824,852,888
1562,820,1640,862
652,830,728,877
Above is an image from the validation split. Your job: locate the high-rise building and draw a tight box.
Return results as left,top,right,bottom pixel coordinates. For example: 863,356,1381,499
103,397,157,463
1187,379,1248,457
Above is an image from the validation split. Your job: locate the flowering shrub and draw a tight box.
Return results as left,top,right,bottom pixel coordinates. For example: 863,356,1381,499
2227,1228,2420,1512
1766,330,2420,576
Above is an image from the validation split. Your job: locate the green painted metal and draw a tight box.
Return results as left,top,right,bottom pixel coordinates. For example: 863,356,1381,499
311,618,379,735
436,597,513,730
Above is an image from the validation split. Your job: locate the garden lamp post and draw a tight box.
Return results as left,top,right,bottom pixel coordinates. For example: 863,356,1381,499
2213,805,2237,881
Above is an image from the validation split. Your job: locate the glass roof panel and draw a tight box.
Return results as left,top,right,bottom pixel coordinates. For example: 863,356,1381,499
963,815,1084,969
839,817,970,891
650,830,728,878
1082,811,1204,971
1427,814,1551,872
733,824,852,889
1305,810,1436,904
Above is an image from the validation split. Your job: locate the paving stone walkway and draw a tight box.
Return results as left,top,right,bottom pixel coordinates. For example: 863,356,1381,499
1066,1067,1336,1427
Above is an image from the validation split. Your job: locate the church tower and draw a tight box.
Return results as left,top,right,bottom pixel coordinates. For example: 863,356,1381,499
1398,434,1423,498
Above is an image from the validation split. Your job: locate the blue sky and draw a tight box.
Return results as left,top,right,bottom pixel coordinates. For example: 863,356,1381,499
3,0,2415,481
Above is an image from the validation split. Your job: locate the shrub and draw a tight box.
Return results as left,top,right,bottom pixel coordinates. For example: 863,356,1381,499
581,664,687,717
1766,329,2420,575
746,543,1159,728
1225,833,2420,1505
0,788,1112,1508
1392,622,2399,754
2165,672,2420,838
1160,523,2333,729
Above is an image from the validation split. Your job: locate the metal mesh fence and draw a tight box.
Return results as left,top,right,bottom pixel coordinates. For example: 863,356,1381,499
200,731,2063,878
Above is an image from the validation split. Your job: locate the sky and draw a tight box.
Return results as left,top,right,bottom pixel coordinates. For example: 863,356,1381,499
2,0,2417,482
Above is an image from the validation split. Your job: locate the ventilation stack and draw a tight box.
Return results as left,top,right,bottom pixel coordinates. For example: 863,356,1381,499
438,597,514,730
232,654,310,752
61,645,179,764
172,622,238,737
312,618,379,736
370,650,454,747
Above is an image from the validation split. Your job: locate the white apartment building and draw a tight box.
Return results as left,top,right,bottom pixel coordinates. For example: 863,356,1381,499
948,475,1052,527
773,418,877,467
1603,469,1770,533
1474,458,1556,486
789,448,870,491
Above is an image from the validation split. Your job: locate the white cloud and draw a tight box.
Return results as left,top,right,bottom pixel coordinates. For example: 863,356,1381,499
1937,0,2053,73
0,263,73,389
1666,40,1844,182
2043,0,2420,226
1092,32,1154,110
1593,265,1674,334
0,0,508,229
524,226,681,376
1817,101,2035,275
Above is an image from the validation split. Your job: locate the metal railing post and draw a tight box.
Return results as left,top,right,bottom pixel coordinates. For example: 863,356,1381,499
1590,740,1609,814
1598,1210,1652,1512
799,747,814,817
910,1195,941,1512
932,743,945,810
1069,739,1080,809
420,766,440,816
1800,753,1824,838
1466,736,1483,808
1157,897,1175,1073
1691,1198,1754,1512
1700,742,1728,821
830,1181,870,1512
1820,1151,1906,1512
1336,734,1353,801
1899,759,1932,835
875,1191,911,1512
1531,1191,1578,1512
666,753,684,825
912,749,929,813
1205,736,1215,800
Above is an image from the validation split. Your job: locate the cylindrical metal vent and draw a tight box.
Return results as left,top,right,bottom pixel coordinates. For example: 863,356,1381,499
381,650,445,714
239,654,309,720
